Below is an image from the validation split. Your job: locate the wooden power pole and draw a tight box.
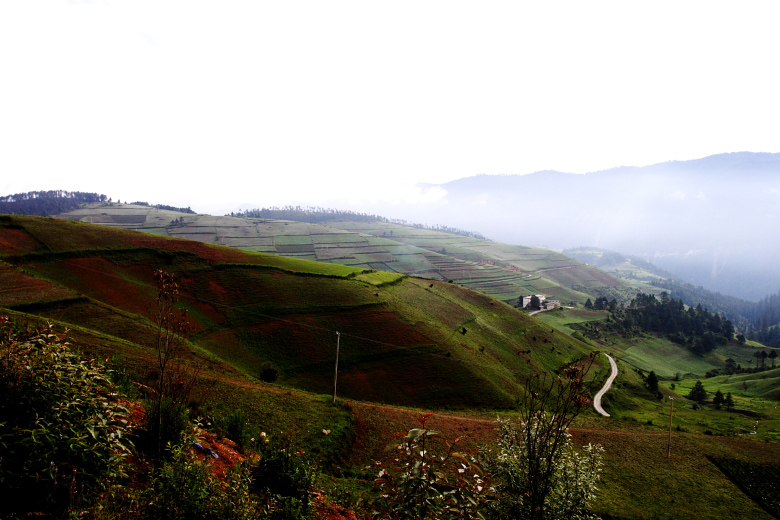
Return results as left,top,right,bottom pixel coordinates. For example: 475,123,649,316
333,332,340,403
667,397,674,458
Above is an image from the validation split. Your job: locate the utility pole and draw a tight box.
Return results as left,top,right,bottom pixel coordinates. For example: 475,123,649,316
667,397,674,458
333,332,340,403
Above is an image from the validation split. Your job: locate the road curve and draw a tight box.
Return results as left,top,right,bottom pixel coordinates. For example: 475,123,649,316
593,354,618,417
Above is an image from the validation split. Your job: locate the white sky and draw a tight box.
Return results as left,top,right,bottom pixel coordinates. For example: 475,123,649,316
2,1,779,215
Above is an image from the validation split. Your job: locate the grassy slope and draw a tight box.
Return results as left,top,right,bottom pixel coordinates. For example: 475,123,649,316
57,204,621,305
535,308,780,439
0,215,595,410
4,216,780,519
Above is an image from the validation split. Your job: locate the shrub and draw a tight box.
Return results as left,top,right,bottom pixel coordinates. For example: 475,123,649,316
109,350,137,397
259,364,280,383
485,353,604,520
141,396,190,456
143,443,216,520
252,432,314,520
142,443,264,520
0,316,134,517
372,414,490,520
217,409,252,451
147,270,197,458
487,417,604,520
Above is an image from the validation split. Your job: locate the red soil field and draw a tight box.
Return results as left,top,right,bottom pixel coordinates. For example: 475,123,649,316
127,236,252,264
0,266,75,305
0,227,43,254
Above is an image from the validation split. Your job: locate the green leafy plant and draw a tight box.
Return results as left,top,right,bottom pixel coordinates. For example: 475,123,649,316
372,413,490,520
215,409,252,451
251,432,314,520
143,442,263,520
487,418,604,520
485,352,604,520
0,316,134,517
109,350,137,397
142,396,190,454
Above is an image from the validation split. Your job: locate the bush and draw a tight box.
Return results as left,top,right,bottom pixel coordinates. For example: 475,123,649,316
142,443,263,520
143,443,216,520
372,414,490,520
109,350,138,397
142,396,190,457
215,409,252,451
252,432,314,520
259,364,280,383
0,317,134,517
487,417,604,520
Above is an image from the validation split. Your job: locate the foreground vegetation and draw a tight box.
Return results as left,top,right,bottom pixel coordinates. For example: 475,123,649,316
1,315,608,520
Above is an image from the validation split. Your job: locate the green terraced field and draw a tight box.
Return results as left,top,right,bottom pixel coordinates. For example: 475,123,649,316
56,204,619,306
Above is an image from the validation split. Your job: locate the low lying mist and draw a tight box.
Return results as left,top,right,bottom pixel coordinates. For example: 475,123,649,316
359,152,780,301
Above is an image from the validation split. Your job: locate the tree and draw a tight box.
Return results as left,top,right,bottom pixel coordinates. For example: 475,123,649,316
488,352,603,520
722,319,735,338
584,298,593,310
147,270,195,457
725,392,734,410
530,295,541,309
687,380,707,404
770,350,778,367
646,371,659,394
713,389,724,409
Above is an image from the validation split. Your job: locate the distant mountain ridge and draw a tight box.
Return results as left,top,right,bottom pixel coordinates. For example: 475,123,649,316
408,152,780,301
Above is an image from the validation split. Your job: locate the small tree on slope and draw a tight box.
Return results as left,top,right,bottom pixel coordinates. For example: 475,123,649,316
488,351,604,520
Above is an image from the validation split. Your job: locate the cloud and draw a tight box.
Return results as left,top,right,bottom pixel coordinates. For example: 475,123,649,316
401,185,449,205
137,31,158,46
671,191,686,200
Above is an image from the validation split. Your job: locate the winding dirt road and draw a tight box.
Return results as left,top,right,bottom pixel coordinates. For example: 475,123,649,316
593,353,618,417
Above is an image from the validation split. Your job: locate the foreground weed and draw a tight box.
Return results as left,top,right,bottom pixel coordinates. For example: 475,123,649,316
372,413,490,520
0,316,134,517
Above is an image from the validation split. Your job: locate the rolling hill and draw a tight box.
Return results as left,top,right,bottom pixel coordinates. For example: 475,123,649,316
56,202,620,305
0,214,596,409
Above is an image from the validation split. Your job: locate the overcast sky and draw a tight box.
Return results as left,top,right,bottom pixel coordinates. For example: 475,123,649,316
2,1,779,215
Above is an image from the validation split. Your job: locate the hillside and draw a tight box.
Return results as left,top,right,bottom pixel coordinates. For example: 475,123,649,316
56,203,621,305
5,215,780,519
0,214,596,409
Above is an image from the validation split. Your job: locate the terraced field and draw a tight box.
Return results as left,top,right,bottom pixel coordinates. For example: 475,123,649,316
58,204,621,305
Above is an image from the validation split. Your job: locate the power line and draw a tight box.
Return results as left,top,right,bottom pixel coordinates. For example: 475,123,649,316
1,254,544,376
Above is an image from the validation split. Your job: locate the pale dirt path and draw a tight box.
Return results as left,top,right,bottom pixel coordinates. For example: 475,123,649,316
593,354,618,417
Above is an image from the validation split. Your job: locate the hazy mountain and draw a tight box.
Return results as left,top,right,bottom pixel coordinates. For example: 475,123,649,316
378,152,779,301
